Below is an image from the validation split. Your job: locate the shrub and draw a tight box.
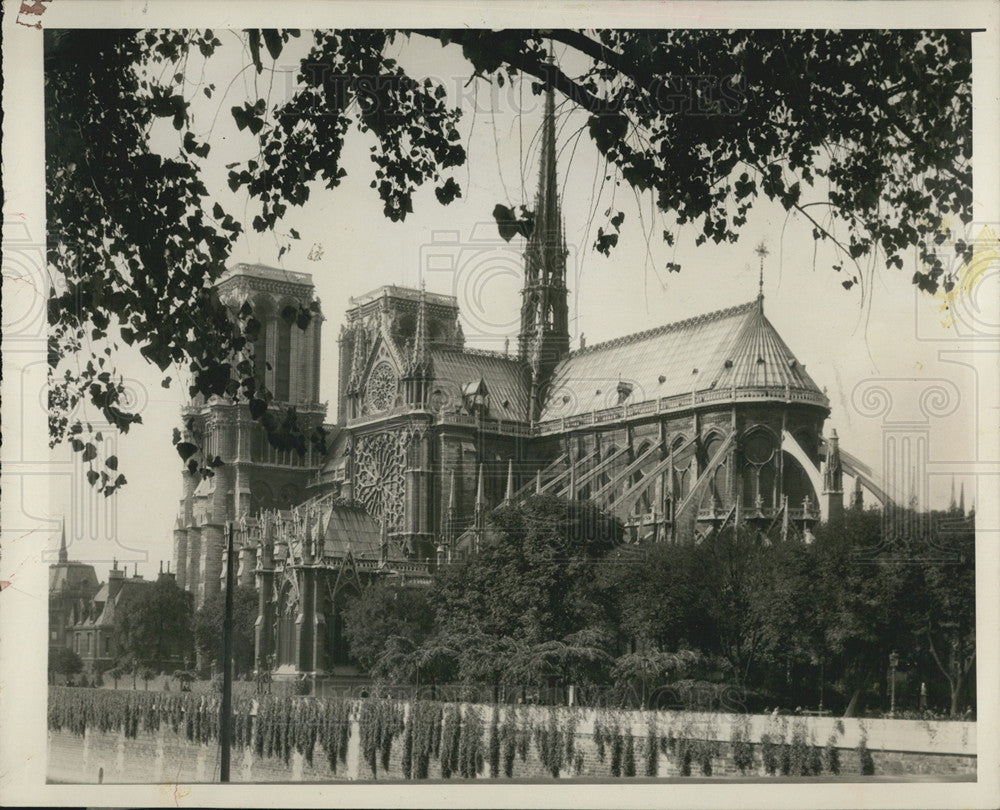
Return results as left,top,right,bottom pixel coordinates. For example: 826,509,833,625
730,716,754,774
824,733,840,774
857,735,875,776
760,733,779,775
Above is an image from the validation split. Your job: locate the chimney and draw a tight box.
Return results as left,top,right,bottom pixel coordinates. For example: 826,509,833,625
108,562,126,601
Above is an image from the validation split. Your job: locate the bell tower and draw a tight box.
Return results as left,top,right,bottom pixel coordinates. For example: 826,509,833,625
519,83,570,420
173,264,327,608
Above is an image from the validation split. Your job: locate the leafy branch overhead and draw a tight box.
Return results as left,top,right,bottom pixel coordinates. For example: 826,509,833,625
46,28,972,488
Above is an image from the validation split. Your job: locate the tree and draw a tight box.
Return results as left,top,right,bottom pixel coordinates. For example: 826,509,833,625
917,516,975,716
193,585,258,677
49,647,84,683
430,496,622,689
112,578,194,671
699,526,780,688
604,540,716,654
340,582,436,681
811,510,920,717
46,29,972,484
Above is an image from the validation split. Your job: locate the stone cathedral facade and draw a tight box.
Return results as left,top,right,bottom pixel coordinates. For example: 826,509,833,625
173,89,865,678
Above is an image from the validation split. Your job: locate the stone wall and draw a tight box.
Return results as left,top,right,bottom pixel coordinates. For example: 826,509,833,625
47,702,976,784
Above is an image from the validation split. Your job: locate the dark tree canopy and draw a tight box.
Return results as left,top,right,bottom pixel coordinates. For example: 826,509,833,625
45,29,973,484
340,502,974,716
193,585,258,676
112,578,194,669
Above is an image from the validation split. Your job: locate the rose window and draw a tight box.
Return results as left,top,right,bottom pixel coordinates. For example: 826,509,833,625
365,362,398,412
354,430,409,530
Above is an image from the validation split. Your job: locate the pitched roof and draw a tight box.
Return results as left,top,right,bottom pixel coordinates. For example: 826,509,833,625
541,299,824,420
429,347,530,422
279,493,409,564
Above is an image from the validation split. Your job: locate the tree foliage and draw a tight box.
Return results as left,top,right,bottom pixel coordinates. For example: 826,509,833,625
49,646,84,679
112,578,194,670
340,499,974,716
46,29,972,484
193,584,258,676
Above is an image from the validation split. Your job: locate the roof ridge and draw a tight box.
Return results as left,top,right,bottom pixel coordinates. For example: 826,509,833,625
569,300,757,358
431,345,525,363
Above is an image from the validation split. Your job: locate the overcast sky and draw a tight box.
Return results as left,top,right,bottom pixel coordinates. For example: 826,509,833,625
48,30,988,575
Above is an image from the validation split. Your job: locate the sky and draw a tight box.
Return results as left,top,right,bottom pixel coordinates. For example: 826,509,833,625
48,30,990,576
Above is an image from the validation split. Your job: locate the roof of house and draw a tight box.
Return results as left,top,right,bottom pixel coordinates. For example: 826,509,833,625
48,562,99,593
75,576,151,629
429,347,530,422
540,299,825,420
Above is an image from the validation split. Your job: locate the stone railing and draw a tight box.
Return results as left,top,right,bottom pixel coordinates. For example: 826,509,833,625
342,384,827,437
535,385,829,436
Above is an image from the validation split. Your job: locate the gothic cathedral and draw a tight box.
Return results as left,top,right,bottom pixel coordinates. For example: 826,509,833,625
173,87,854,678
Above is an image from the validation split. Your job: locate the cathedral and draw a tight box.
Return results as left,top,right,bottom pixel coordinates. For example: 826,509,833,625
173,88,866,678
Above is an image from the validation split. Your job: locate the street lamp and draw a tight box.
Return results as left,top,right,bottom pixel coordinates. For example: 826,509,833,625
888,651,900,717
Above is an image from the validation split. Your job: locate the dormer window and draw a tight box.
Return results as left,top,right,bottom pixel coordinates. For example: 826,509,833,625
462,377,490,417
616,380,634,403
724,359,733,369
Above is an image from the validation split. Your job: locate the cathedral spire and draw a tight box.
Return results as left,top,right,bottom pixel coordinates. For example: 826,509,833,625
519,77,570,418
58,518,68,564
959,480,966,516
949,475,957,512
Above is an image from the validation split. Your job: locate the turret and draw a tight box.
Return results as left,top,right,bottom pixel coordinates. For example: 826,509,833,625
823,428,844,522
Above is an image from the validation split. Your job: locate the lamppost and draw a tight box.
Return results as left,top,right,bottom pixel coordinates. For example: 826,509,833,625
888,651,899,717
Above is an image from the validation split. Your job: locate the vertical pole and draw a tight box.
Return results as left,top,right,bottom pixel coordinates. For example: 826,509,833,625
220,521,235,782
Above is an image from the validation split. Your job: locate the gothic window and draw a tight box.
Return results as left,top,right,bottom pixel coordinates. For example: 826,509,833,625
364,362,398,413
250,481,274,514
274,318,292,401
702,433,728,508
354,430,410,530
251,295,274,390
742,429,776,509
630,441,652,515
672,436,693,503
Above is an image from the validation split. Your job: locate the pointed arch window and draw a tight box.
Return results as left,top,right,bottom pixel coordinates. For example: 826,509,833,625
742,429,776,510
274,318,292,402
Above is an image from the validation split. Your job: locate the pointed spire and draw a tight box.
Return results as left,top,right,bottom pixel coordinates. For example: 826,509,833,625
410,281,430,372
536,80,561,259
475,464,485,513
519,72,569,376
959,481,966,516
58,518,68,564
348,322,368,390
754,241,769,309
949,476,957,512
504,459,515,505
824,428,842,494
